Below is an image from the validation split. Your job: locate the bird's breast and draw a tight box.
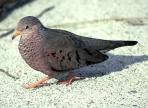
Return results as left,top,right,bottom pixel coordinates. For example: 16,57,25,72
18,38,48,72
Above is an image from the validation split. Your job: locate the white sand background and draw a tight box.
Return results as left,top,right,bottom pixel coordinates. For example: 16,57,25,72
0,0,148,107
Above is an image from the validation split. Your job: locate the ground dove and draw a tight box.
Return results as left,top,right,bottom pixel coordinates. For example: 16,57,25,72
12,16,138,89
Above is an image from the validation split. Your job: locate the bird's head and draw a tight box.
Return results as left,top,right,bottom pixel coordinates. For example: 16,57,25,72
12,16,43,40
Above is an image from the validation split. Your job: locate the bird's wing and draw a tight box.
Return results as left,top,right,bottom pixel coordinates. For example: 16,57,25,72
48,29,136,52
44,47,108,72
43,29,109,71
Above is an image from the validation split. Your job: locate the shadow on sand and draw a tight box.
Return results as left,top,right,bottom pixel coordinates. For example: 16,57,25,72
75,54,148,78
36,54,148,89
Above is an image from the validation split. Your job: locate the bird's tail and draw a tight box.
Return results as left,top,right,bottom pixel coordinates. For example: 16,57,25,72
114,41,138,48
78,36,138,52
99,40,138,52
116,41,138,47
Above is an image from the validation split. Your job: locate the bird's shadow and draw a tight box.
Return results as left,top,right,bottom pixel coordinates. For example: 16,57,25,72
55,54,148,82
75,53,148,79
34,54,148,89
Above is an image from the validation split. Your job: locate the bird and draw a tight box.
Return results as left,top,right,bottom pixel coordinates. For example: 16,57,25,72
12,16,138,89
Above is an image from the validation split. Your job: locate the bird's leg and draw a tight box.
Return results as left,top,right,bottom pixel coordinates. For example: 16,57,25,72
57,71,80,86
23,75,50,89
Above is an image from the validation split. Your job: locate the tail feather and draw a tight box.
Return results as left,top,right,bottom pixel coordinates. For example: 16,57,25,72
123,41,138,46
111,40,138,49
78,35,138,51
99,40,138,53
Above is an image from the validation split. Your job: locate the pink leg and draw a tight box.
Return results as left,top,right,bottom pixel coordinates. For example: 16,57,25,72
57,72,81,86
23,76,50,89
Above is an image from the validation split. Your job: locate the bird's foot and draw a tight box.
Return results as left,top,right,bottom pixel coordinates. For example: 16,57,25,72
57,76,81,86
23,76,49,89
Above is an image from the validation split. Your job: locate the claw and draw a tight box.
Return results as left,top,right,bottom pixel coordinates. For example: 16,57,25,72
57,72,81,85
23,76,50,89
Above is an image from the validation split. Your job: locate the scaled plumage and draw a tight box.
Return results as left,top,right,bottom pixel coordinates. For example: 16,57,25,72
12,16,138,89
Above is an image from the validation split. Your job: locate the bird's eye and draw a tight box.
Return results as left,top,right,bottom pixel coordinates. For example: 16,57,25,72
25,25,29,29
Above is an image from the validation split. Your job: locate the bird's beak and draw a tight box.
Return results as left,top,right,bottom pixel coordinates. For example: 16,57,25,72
12,30,22,40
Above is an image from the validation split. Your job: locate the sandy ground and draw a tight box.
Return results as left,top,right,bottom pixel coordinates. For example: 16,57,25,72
0,0,148,108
